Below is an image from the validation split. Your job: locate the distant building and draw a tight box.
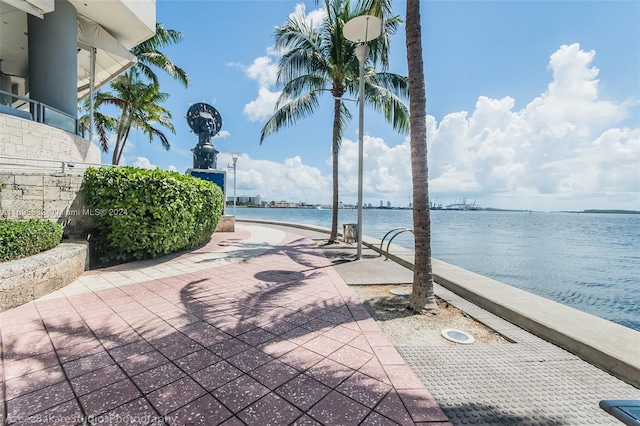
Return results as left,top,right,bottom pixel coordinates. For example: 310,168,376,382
227,195,261,207
271,201,299,208
387,201,391,208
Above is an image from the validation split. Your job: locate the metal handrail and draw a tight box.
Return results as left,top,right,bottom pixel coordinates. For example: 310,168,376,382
0,155,106,173
0,88,84,137
379,227,414,260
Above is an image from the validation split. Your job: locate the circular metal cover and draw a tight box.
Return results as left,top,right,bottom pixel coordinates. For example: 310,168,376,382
389,289,410,296
441,328,475,344
343,15,382,43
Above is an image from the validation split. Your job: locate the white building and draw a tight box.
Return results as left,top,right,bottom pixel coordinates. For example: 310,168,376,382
0,0,156,232
1,0,155,163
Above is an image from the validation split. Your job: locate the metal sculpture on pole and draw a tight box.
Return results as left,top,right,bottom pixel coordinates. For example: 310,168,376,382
186,102,223,170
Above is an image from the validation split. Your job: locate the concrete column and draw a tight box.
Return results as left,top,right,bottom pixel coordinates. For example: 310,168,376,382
0,72,11,106
28,0,78,118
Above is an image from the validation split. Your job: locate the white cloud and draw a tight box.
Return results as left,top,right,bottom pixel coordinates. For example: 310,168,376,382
229,43,638,211
423,43,639,210
243,87,282,122
241,3,326,122
133,157,157,169
217,152,330,203
246,56,278,87
214,130,230,139
338,135,412,199
289,3,327,29
167,165,178,172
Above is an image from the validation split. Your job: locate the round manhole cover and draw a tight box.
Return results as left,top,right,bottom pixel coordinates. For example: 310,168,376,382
389,289,410,296
441,328,475,344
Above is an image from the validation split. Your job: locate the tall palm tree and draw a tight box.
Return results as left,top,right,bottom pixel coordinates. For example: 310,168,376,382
406,0,437,312
261,0,409,243
84,22,189,163
129,22,189,89
101,73,175,165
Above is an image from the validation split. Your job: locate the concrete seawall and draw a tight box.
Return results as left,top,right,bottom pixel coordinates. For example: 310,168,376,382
238,218,640,389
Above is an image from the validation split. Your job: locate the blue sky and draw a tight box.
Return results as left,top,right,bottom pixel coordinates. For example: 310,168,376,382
105,0,640,211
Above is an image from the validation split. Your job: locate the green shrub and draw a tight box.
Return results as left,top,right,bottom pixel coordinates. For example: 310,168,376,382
0,220,63,262
82,166,223,263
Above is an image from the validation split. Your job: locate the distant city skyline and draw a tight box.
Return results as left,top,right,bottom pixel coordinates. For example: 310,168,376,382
105,1,639,212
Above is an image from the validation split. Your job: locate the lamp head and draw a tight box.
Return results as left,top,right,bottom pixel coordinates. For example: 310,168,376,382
343,15,382,43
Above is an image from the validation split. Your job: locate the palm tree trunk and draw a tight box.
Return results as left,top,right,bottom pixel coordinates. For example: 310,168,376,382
329,96,342,243
112,111,128,165
406,0,437,313
113,108,133,165
116,125,132,166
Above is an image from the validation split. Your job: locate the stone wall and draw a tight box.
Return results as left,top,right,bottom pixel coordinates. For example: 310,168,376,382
0,171,93,237
0,112,100,164
0,241,88,312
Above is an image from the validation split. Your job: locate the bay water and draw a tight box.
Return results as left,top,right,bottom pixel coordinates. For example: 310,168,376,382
235,207,640,332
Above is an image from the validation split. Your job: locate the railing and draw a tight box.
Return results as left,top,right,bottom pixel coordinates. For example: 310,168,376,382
0,89,87,138
379,227,414,260
0,155,105,174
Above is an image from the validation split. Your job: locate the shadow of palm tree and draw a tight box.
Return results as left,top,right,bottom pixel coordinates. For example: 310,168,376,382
0,232,573,426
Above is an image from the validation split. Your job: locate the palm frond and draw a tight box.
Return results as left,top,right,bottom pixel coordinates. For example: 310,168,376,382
364,75,410,134
260,93,321,143
279,75,330,105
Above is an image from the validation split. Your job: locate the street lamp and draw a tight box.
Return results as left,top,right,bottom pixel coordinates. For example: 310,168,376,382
343,15,382,260
228,151,240,216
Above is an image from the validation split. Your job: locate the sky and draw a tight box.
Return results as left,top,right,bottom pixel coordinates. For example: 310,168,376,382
103,0,640,212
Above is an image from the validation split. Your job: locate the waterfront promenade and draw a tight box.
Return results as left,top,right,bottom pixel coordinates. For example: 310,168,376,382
1,223,449,425
1,222,639,425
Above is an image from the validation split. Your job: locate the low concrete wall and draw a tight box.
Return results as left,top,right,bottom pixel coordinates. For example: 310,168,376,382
362,236,640,389
215,215,235,232
0,241,88,311
429,258,640,389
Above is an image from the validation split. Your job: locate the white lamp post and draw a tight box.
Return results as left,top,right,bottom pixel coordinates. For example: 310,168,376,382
343,15,382,260
228,151,240,216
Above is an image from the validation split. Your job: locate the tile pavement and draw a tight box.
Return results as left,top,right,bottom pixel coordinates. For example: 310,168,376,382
0,224,450,425
255,222,640,425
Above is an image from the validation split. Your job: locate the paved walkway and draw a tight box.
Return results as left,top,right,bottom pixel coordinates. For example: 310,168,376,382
252,222,640,425
0,224,450,425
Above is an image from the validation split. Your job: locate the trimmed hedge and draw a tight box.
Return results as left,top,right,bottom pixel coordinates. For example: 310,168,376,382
0,220,63,262
82,167,223,263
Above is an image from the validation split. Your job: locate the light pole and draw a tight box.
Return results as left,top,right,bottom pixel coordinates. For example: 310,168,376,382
343,15,382,260
228,151,240,216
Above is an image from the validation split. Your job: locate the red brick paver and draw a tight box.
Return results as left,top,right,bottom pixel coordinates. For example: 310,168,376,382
0,224,450,425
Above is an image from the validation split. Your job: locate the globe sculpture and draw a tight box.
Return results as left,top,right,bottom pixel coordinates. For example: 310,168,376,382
186,103,223,169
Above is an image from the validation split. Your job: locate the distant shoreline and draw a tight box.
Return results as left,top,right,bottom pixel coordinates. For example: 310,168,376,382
234,205,640,215
557,209,640,215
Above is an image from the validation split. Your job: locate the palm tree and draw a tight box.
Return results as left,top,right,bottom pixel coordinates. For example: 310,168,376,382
261,0,409,243
101,73,175,165
406,0,437,313
84,22,189,163
129,23,189,89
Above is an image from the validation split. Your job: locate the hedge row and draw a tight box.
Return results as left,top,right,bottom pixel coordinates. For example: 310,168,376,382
0,220,63,262
82,167,223,264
